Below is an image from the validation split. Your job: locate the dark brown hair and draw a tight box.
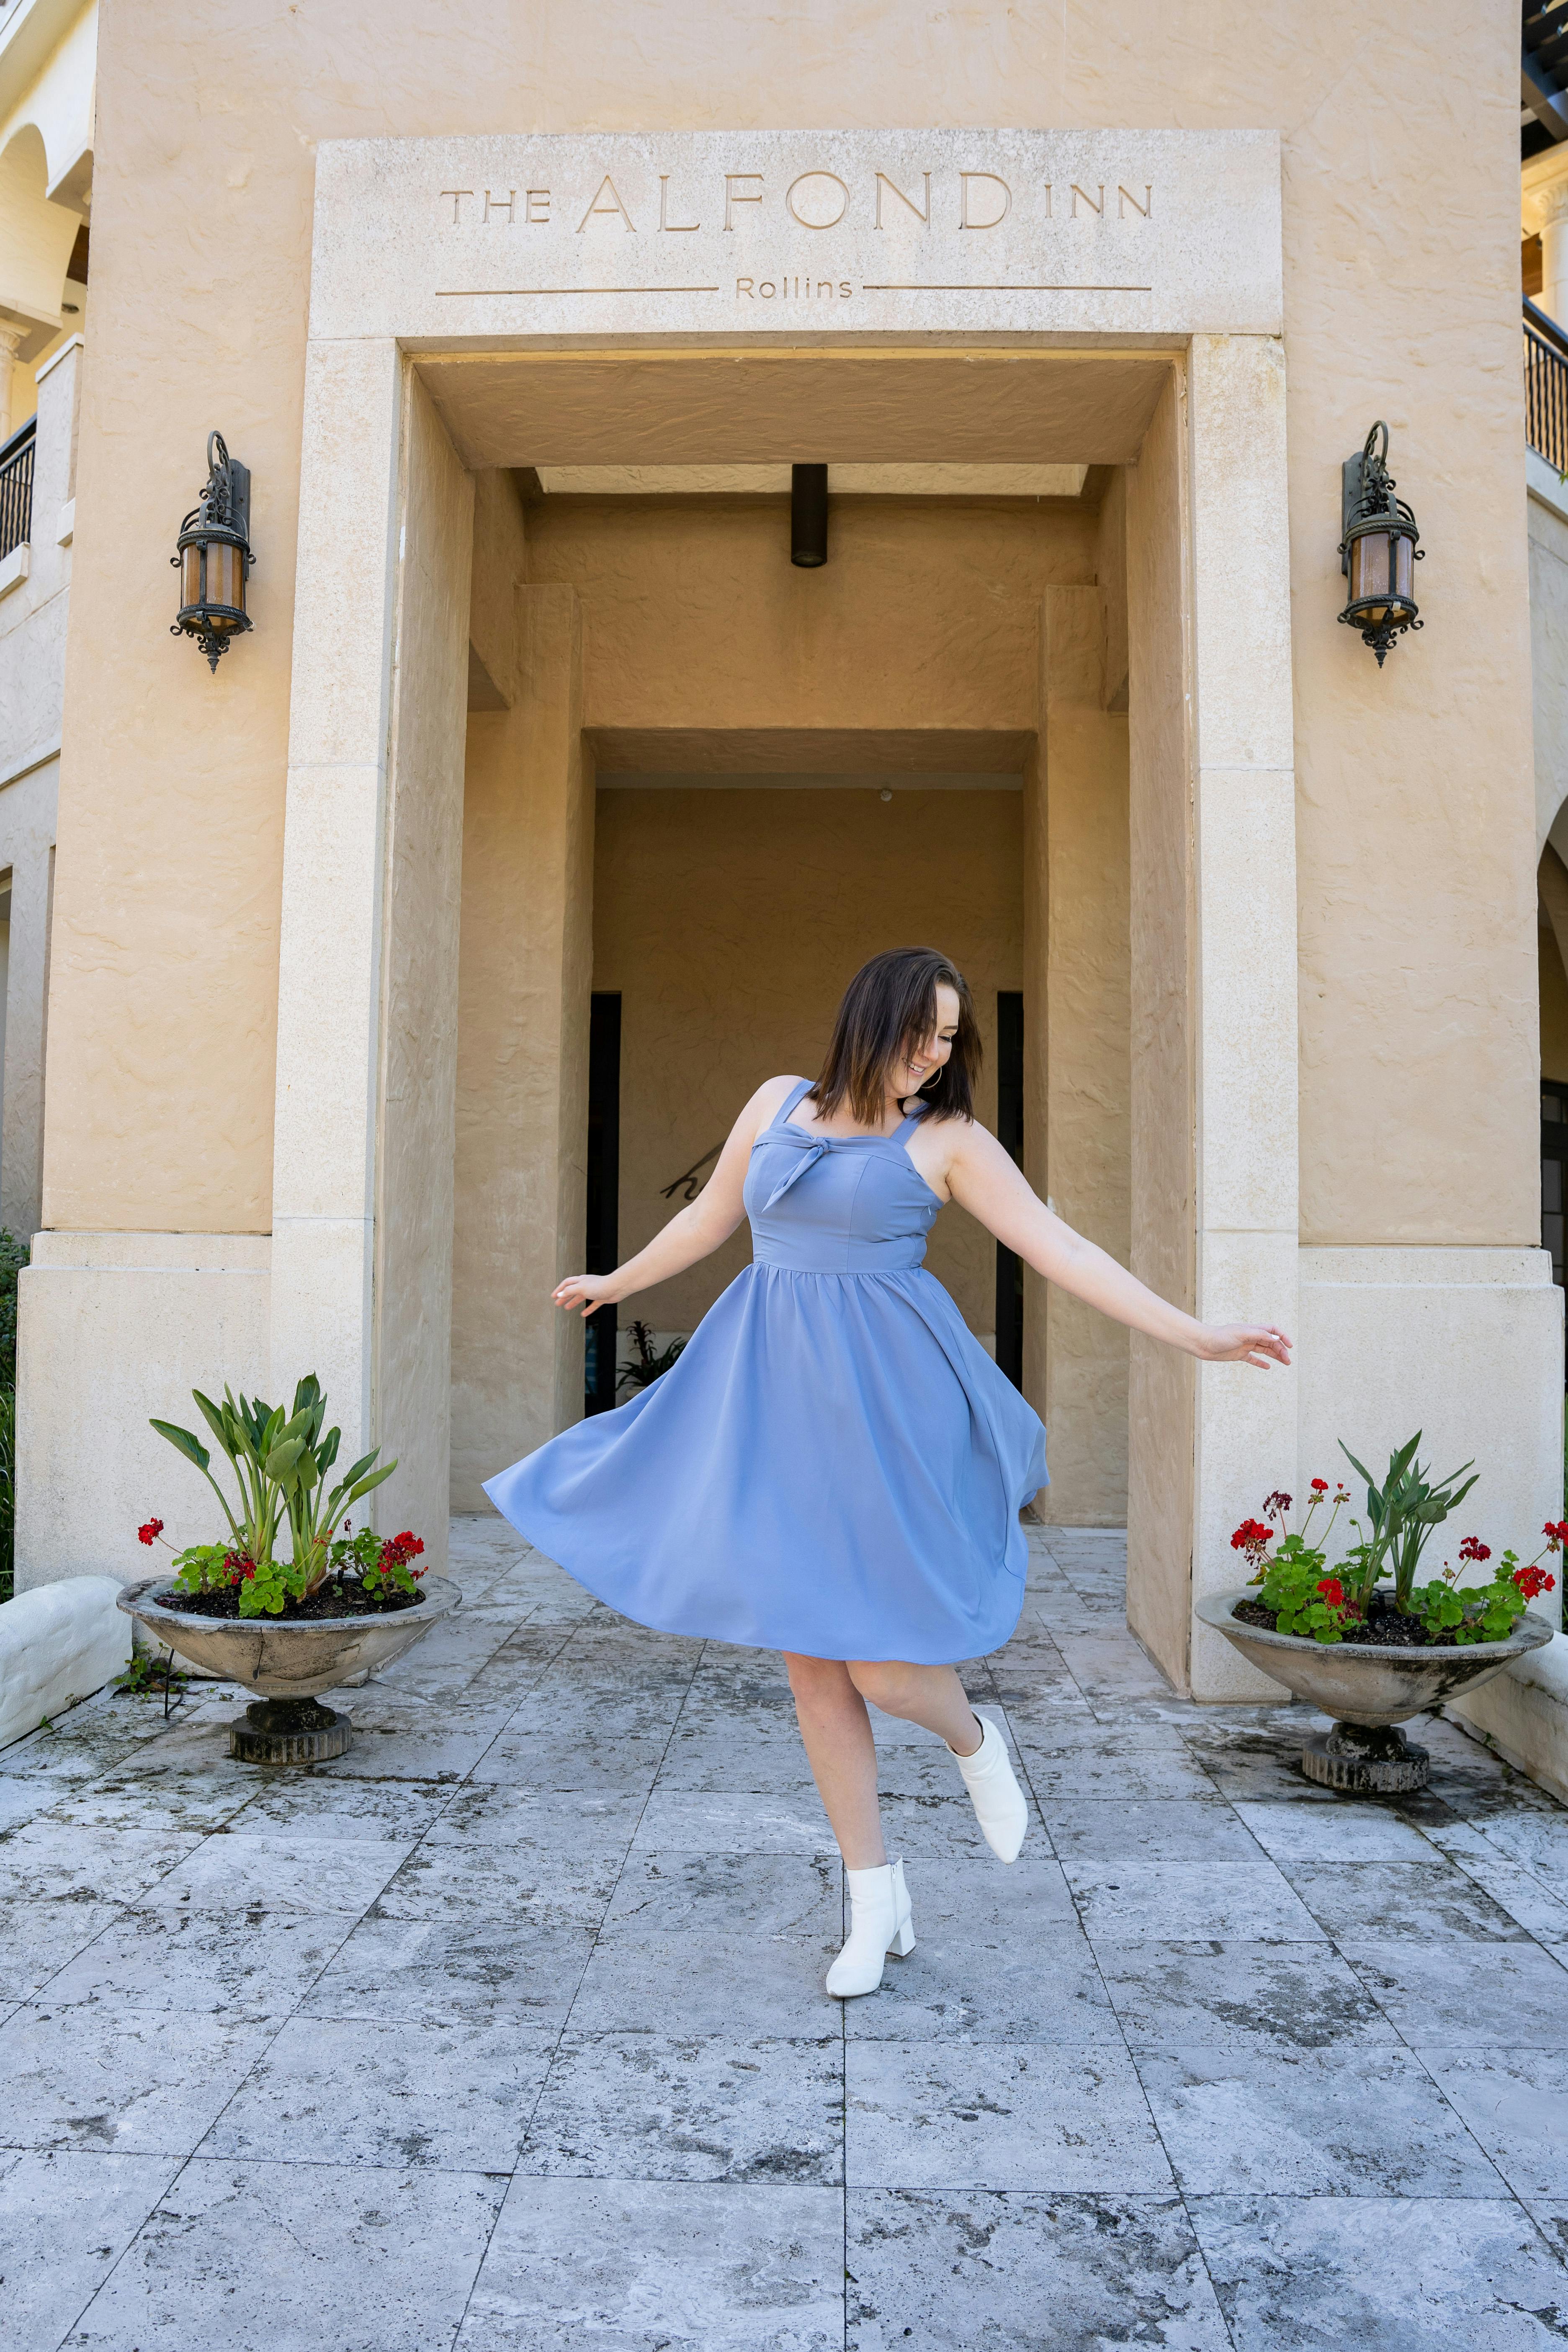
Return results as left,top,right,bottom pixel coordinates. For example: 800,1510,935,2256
808,947,981,1127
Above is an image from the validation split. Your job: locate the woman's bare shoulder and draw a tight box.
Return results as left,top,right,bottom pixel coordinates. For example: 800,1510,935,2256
723,1074,808,1150
754,1074,809,1113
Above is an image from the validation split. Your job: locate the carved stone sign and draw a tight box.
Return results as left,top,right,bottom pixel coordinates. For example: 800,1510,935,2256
310,130,1282,342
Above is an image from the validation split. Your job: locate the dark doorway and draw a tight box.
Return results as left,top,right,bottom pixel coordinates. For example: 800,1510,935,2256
585,993,622,1414
995,991,1025,1390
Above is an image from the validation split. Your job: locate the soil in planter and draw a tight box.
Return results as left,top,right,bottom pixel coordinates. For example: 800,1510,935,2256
155,1578,426,1623
1233,1590,1473,1649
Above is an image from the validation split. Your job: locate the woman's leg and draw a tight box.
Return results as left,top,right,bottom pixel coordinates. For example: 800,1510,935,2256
784,1652,887,1868
852,1657,1029,1866
846,1659,982,1753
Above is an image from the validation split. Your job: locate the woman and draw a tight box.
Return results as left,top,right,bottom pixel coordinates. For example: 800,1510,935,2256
485,947,1291,1998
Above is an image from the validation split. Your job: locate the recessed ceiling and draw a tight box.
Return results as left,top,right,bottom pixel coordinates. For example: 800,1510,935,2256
417,348,1172,469
598,769,1023,790
536,463,1087,498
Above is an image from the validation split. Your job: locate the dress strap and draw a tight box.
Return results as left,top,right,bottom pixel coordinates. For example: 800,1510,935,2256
892,1097,932,1142
768,1078,816,1132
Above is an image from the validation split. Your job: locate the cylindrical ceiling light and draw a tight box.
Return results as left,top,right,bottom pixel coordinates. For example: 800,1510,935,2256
791,464,828,567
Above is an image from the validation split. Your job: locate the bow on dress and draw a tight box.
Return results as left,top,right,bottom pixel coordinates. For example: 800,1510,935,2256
759,1129,834,1212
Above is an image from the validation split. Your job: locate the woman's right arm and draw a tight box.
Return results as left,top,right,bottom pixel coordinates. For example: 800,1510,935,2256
551,1077,796,1317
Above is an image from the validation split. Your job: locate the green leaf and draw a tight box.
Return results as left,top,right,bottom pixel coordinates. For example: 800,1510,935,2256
150,1418,211,1475
343,1462,397,1507
189,1389,239,1459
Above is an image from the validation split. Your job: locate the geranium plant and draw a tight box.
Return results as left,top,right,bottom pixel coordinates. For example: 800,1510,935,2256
1232,1480,1357,1641
139,1373,421,1620
1232,1442,1563,1647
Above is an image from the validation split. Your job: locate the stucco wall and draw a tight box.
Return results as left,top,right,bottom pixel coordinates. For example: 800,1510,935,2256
45,0,1539,1264
1542,928,1568,1083
1532,484,1568,857
589,784,1022,1344
21,3,1552,1629
525,492,1097,736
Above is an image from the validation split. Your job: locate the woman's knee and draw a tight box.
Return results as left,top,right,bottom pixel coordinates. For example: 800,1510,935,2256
784,1652,857,1711
846,1658,913,1714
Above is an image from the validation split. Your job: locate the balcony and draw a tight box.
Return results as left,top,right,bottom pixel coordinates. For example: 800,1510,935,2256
0,416,33,565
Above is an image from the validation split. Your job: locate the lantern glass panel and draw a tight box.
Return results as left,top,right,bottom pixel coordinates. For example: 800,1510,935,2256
1393,532,1413,602
209,541,244,618
1351,529,1391,617
180,541,205,610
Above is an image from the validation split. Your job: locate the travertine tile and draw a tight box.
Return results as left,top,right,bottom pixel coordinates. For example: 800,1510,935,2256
130,1830,409,1917
1343,1938,1568,2046
0,2002,274,2154
457,2177,844,2351
301,1912,595,2028
846,2041,1174,2192
521,2032,843,2182
1415,2048,1568,2198
0,2148,183,2351
1137,2043,1509,2197
64,2156,505,2350
201,2013,557,2172
42,1909,353,2022
1097,1938,1399,2053
846,2189,1232,2351
1191,2193,1568,2350
1276,1859,1534,1943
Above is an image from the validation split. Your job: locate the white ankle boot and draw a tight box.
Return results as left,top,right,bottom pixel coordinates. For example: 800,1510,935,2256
950,1713,1029,1863
826,1858,916,1998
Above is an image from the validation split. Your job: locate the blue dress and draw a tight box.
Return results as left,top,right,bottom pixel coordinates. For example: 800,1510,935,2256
483,1081,1048,1663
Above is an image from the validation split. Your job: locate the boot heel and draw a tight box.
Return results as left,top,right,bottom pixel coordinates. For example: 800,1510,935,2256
888,1917,917,1958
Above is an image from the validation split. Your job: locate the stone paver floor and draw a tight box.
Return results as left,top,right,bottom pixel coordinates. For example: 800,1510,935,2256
4,1518,1568,2345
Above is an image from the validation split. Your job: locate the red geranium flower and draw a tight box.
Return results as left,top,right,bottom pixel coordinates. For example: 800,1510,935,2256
136,1518,165,1546
1316,1577,1345,1607
1263,1491,1293,1518
1457,1536,1491,1564
1230,1518,1272,1553
1514,1564,1559,1601
1545,1521,1568,1550
1310,1478,1329,1495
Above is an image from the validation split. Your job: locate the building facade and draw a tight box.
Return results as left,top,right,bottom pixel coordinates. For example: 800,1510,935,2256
2,0,1563,1703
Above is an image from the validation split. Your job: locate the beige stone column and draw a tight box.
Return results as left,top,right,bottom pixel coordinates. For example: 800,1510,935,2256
1125,366,1199,1683
1125,343,1300,1700
1033,584,1131,1524
270,343,473,1570
1186,334,1300,1699
451,572,594,1507
0,325,24,447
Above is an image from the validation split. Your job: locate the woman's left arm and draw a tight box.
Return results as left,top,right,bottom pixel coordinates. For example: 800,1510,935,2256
943,1123,1292,1370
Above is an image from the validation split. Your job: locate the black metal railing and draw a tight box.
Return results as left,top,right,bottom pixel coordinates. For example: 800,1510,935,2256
0,416,33,562
1526,297,1568,473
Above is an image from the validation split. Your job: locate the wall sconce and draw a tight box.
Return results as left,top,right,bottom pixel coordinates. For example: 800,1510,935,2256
1337,420,1422,666
791,463,828,567
171,431,253,671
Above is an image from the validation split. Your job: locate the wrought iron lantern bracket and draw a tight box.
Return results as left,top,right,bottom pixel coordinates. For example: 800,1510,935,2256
171,430,255,672
1337,419,1423,666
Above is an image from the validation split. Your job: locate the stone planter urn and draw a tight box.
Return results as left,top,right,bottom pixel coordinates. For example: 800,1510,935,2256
117,1574,462,1762
1197,1587,1555,1792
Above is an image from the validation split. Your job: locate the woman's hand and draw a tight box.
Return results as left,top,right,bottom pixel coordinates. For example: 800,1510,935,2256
1194,1323,1293,1370
552,1274,619,1318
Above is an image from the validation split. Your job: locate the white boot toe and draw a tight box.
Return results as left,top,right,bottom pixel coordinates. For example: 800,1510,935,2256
950,1713,1029,1863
